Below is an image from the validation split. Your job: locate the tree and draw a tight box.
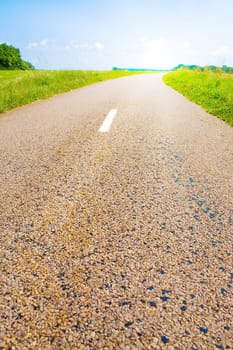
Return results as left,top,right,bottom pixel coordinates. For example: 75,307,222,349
222,65,233,74
0,43,35,70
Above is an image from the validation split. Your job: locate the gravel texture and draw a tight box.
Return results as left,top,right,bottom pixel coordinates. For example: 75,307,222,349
0,74,233,349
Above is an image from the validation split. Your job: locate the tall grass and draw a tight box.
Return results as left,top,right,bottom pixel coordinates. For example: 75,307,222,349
163,69,233,126
0,70,139,113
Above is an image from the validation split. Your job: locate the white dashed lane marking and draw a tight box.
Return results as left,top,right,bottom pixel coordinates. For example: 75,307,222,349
99,109,117,133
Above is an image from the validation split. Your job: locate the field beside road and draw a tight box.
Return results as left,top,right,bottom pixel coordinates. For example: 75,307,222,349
163,69,233,126
0,70,140,114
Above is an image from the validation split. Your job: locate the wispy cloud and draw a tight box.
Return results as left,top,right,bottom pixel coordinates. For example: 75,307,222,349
65,41,104,51
27,39,50,49
23,39,105,69
26,39,104,52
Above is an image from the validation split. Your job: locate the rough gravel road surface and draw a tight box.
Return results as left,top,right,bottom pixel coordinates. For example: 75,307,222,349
0,74,233,350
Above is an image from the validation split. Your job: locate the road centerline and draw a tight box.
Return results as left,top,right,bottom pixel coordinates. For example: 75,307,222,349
99,109,117,133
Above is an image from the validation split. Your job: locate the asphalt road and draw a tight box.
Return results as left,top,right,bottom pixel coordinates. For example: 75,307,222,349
0,74,233,350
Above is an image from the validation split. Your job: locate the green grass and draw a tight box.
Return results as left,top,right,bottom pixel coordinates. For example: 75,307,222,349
163,69,233,126
0,70,140,113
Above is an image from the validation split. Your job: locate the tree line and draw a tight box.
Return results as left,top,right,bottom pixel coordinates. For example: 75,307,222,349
173,64,233,74
0,43,35,70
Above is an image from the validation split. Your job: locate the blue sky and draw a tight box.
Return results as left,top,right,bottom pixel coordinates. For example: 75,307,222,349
1,0,233,70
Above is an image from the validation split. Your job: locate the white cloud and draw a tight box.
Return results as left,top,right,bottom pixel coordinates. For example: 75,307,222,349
27,39,50,49
65,41,104,51
27,39,104,52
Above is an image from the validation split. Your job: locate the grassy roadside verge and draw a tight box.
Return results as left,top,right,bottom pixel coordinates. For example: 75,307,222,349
0,70,140,114
163,69,233,126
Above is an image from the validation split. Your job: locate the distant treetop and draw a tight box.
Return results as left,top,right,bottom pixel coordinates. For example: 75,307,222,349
0,43,35,70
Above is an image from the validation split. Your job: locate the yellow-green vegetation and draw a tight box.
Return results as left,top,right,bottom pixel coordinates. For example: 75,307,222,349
0,70,139,113
163,69,233,126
